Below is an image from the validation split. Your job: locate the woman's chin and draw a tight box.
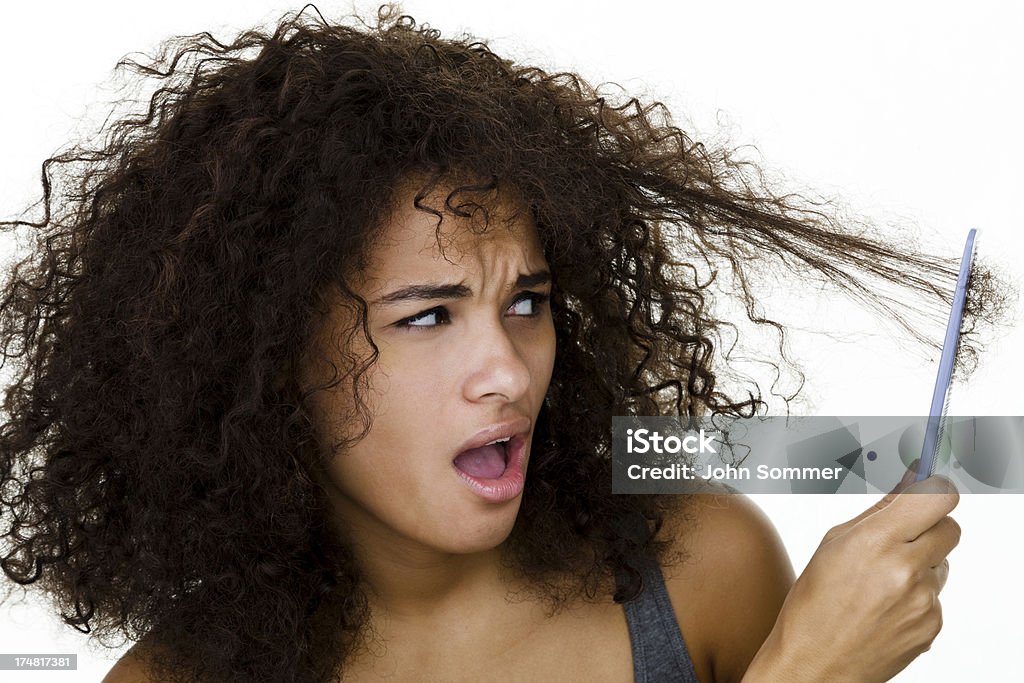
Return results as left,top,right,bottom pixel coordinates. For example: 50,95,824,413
430,504,522,555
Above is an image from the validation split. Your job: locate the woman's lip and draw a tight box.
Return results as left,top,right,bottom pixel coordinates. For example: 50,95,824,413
454,416,532,458
451,433,527,503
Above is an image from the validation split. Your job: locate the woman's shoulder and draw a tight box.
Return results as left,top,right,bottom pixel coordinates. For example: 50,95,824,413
101,639,169,683
102,647,153,683
658,485,796,683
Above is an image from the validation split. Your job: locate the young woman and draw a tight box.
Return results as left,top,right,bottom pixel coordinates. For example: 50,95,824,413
0,6,991,682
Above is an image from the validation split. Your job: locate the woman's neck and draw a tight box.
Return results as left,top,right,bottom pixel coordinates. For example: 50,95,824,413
357,541,510,618
327,491,537,636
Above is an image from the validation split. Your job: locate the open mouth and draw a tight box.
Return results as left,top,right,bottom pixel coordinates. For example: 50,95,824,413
452,437,510,479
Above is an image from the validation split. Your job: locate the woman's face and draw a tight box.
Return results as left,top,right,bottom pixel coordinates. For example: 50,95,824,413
306,189,556,556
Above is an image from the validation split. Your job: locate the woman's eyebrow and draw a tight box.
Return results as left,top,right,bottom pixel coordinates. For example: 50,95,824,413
373,270,551,306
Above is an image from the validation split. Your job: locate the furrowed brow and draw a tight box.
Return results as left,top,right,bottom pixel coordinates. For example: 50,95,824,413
373,270,551,306
374,283,472,306
514,270,551,289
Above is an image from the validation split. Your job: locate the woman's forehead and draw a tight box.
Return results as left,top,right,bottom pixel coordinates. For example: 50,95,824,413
358,188,546,283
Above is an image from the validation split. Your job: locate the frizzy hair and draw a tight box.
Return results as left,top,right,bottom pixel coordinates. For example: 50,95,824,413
0,4,1010,682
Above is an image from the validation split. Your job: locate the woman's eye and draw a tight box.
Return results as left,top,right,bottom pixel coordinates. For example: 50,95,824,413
394,292,549,331
399,307,450,328
508,292,549,317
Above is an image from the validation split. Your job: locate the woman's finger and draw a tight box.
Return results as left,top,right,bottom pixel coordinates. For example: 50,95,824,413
907,515,962,567
933,557,950,592
894,458,921,494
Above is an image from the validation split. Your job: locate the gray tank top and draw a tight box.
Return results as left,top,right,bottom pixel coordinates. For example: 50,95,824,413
620,550,700,682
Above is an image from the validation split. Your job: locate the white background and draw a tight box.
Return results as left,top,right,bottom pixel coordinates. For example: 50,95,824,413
1,1,1021,681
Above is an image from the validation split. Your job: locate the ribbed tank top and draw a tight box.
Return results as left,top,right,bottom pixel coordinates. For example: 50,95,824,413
620,550,700,682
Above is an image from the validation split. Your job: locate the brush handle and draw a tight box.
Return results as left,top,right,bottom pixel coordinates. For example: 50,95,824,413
917,228,977,481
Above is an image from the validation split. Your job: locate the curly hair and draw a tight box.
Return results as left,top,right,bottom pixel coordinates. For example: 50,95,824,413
0,4,1010,682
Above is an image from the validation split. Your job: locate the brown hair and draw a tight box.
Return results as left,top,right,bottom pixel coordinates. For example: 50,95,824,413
0,5,1009,682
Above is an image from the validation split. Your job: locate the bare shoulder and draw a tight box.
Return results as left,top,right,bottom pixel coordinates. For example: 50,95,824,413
658,486,796,683
101,642,161,683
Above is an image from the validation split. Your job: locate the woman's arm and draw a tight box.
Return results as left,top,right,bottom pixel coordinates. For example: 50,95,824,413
662,474,958,683
741,477,959,683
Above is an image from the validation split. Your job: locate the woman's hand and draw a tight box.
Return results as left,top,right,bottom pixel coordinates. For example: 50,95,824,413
743,466,961,682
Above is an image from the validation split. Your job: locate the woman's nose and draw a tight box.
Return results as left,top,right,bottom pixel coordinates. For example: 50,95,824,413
462,322,532,404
